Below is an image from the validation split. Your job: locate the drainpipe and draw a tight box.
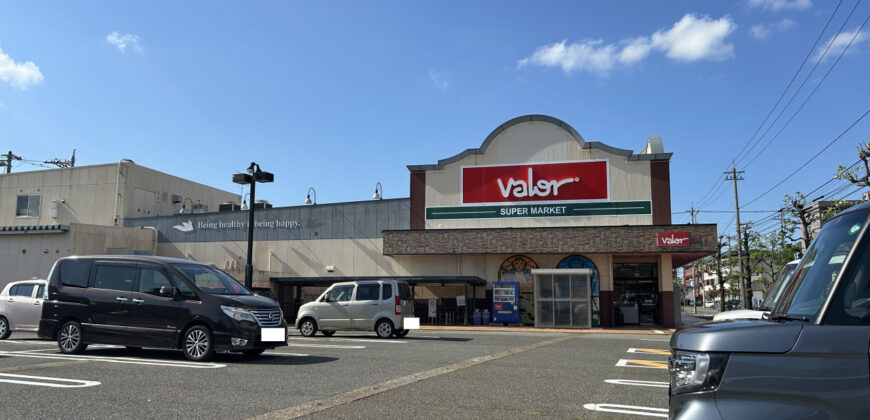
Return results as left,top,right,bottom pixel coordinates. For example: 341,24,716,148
113,159,134,226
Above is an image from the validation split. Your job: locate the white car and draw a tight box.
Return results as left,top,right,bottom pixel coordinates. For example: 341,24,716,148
713,260,800,321
295,279,417,338
0,279,47,339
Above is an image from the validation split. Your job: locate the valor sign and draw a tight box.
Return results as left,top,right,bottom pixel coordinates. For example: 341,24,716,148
461,160,609,205
658,232,690,247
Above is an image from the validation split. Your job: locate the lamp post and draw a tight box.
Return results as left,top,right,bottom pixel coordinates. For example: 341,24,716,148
232,162,274,289
304,187,316,205
372,182,382,200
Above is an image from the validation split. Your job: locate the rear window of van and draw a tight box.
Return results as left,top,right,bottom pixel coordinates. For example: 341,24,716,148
60,260,92,288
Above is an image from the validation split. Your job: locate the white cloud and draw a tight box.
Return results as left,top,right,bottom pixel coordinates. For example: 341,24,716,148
0,46,44,89
747,0,812,11
750,18,795,40
429,69,451,90
105,32,142,53
517,14,735,75
813,28,869,62
650,14,737,61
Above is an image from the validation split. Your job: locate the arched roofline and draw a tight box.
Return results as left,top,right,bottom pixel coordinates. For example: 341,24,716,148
407,114,671,171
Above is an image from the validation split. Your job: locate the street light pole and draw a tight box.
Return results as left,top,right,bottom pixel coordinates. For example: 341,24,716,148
245,177,256,290
233,162,274,290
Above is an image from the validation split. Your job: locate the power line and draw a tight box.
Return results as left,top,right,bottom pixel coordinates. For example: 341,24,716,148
744,108,870,208
742,4,868,169
732,0,845,164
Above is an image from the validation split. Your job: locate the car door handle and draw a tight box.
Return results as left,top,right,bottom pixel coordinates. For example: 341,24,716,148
116,297,129,302
132,298,144,304
6,298,13,302
34,301,41,305
371,303,379,306
341,304,349,307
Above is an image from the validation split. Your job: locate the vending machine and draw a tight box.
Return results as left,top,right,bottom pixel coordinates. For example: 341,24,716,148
492,282,520,324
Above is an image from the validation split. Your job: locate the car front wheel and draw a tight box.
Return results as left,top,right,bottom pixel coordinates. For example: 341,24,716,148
58,321,87,354
299,318,318,337
183,326,215,362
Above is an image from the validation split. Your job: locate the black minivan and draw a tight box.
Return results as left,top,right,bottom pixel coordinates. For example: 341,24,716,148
38,255,287,361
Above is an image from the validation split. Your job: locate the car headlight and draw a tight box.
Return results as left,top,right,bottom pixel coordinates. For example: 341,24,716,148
221,305,258,323
668,350,730,395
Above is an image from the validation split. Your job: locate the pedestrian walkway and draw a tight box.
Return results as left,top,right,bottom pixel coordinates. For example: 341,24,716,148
420,325,675,335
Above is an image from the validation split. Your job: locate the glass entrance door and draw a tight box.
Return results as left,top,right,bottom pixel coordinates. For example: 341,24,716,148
613,263,659,325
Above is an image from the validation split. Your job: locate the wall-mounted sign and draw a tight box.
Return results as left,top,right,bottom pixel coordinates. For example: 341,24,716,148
426,200,651,220
658,231,690,247
461,160,609,205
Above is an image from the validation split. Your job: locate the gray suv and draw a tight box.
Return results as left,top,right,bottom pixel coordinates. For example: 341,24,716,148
669,200,870,419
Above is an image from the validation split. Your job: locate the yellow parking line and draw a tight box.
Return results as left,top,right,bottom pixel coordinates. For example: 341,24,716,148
616,359,668,369
628,348,670,355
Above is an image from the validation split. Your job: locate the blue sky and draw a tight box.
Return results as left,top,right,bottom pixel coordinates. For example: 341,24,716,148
1,0,868,236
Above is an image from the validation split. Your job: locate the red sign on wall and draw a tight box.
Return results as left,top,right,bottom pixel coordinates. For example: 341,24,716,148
658,232,690,247
461,160,609,205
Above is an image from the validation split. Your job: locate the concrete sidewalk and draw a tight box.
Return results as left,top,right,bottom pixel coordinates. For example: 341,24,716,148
419,324,675,335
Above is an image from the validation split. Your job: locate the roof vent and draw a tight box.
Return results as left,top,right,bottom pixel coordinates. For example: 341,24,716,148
642,136,664,154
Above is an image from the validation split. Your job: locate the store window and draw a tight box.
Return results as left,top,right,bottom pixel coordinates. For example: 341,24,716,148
16,195,41,218
498,255,538,326
557,255,600,327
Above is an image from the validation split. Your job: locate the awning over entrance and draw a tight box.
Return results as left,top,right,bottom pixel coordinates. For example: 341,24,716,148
383,224,718,258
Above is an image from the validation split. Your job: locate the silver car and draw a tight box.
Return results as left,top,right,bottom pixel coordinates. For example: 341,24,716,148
295,280,416,338
669,200,870,419
0,279,47,339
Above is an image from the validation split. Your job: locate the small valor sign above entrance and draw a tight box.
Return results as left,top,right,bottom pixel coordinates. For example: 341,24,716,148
657,232,690,247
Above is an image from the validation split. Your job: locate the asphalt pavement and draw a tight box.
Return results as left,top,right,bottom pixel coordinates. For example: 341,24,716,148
0,329,673,419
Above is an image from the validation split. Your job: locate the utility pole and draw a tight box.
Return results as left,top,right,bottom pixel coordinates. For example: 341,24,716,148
725,166,749,309
689,201,700,224
2,151,22,174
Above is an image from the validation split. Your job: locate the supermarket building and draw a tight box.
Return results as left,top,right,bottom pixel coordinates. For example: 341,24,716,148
2,115,717,329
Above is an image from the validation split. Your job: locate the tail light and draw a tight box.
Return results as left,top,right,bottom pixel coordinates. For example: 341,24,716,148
395,295,401,315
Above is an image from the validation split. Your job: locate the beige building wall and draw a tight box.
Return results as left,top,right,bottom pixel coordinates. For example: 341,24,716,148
0,224,155,289
424,121,654,229
0,162,238,228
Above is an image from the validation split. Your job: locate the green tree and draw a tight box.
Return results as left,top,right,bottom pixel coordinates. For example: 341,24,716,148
835,140,870,187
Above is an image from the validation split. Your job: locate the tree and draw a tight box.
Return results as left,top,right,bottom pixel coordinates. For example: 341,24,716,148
835,140,870,187
783,192,813,251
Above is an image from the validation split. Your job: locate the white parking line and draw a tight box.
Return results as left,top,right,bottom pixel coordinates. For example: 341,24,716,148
627,348,670,355
640,338,670,342
0,373,100,388
605,379,669,388
0,351,225,369
0,340,57,346
284,343,366,349
583,403,668,418
288,337,405,344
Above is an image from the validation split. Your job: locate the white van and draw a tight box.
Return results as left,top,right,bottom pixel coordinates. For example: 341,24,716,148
295,280,417,338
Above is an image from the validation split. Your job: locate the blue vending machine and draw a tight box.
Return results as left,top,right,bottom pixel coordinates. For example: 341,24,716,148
492,282,520,324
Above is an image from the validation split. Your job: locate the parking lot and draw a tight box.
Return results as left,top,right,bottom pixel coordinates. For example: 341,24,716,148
0,328,672,419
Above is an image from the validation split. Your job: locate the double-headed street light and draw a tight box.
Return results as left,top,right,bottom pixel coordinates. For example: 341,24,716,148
232,162,274,289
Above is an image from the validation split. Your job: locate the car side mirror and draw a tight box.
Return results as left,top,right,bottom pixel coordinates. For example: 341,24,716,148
160,285,178,298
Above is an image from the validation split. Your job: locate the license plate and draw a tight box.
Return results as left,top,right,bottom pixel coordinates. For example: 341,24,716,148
404,317,420,330
261,327,286,342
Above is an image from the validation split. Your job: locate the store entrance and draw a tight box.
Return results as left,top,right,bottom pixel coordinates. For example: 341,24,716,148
612,263,659,325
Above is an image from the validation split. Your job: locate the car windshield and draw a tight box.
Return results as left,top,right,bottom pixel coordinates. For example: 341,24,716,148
758,262,798,311
171,264,250,296
772,209,868,321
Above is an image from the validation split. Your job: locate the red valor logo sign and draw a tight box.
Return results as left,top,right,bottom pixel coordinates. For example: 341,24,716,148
461,160,609,204
658,232,690,247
